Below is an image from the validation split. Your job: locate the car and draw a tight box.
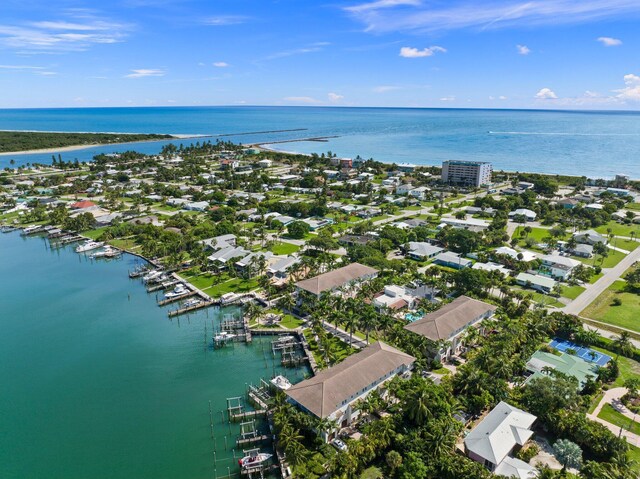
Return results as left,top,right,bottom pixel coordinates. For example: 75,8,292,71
331,438,348,452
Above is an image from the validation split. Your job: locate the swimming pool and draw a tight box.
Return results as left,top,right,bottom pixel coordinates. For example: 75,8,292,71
549,338,612,367
405,312,424,322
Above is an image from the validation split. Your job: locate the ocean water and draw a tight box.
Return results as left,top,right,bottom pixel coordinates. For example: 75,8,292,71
1,106,640,178
0,232,308,479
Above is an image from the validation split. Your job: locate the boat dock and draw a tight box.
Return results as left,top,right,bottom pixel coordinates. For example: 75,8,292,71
157,290,198,306
146,279,177,293
226,397,266,422
168,300,214,318
215,314,252,344
50,234,84,247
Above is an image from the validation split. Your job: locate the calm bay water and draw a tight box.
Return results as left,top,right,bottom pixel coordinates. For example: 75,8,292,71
0,232,308,479
1,106,640,178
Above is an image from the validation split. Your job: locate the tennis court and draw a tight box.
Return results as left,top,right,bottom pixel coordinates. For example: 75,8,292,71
549,338,611,366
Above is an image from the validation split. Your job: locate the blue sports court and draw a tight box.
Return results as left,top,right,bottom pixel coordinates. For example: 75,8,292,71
549,338,612,367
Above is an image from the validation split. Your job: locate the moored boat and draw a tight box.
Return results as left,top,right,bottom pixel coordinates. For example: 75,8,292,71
238,453,272,469
75,241,104,253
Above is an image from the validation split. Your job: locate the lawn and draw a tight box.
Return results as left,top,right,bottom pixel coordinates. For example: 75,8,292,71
572,248,627,269
615,238,640,253
560,284,586,300
108,238,140,251
581,280,640,333
178,270,260,297
512,226,567,243
588,392,604,414
597,404,640,435
280,314,305,329
595,221,640,238
591,345,640,388
511,286,564,308
626,203,640,212
83,227,106,240
303,330,356,369
269,242,300,255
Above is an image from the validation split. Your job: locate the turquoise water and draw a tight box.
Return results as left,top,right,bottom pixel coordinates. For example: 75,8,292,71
1,106,640,178
0,232,308,479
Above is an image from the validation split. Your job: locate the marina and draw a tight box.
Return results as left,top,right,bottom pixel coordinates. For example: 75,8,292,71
0,231,310,479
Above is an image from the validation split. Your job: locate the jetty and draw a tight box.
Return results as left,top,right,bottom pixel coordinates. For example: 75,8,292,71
50,234,84,247
226,397,266,422
213,314,252,345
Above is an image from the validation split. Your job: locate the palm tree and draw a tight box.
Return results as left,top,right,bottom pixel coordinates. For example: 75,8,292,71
406,386,432,425
341,308,359,348
358,306,378,344
614,331,634,356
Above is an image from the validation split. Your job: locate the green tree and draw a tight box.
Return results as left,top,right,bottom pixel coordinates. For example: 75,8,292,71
553,439,583,471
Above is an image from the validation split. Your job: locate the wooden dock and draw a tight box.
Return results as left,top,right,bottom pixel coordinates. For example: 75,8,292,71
236,434,270,447
230,409,267,422
168,301,213,317
147,280,177,293
157,290,197,306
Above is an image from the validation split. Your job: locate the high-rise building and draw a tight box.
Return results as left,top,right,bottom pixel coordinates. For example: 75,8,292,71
441,160,493,187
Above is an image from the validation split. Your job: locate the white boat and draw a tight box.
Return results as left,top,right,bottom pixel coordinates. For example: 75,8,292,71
213,331,236,342
220,292,238,304
270,375,292,391
238,453,272,469
182,298,201,308
142,270,162,283
164,284,188,299
75,241,104,253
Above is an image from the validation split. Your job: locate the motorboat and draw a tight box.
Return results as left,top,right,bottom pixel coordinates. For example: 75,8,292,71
164,284,188,299
182,298,201,308
270,375,292,391
238,453,272,469
142,270,162,283
75,241,104,253
213,331,236,342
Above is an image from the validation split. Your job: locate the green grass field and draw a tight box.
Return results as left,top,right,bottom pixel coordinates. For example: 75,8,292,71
598,404,640,435
560,284,586,300
595,221,640,238
82,227,106,240
581,281,640,333
512,226,568,243
269,242,300,255
592,345,640,388
511,285,564,307
572,248,627,269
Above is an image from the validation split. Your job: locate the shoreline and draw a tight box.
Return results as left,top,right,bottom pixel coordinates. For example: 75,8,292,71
0,133,211,157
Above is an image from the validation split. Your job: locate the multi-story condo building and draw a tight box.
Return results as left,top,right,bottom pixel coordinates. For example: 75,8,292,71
442,160,493,187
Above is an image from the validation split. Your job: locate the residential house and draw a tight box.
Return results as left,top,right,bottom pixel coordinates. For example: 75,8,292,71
70,200,97,210
573,229,606,245
267,256,300,283
509,208,537,222
464,401,537,478
286,342,415,439
404,296,496,361
570,243,593,258
409,186,429,201
235,251,273,277
338,234,377,247
395,184,415,195
257,159,272,168
372,285,419,311
433,251,473,269
526,350,601,388
406,242,444,261
439,217,490,232
539,254,581,280
184,201,210,212
200,234,237,251
208,246,249,267
295,263,378,303
494,246,538,263
472,262,510,276
515,272,557,294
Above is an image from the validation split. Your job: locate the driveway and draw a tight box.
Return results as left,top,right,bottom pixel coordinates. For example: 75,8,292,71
588,387,640,447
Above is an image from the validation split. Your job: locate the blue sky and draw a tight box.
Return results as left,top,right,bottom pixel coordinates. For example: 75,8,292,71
1,0,640,109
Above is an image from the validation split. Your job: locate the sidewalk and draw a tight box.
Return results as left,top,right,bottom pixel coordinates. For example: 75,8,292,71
588,387,640,447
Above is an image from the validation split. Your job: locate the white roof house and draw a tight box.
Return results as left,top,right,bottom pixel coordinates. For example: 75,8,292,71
573,229,606,245
464,401,537,477
509,208,537,221
406,242,444,260
540,254,581,280
495,246,538,263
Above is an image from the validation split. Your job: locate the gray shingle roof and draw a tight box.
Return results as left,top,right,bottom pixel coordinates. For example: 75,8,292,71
295,263,378,296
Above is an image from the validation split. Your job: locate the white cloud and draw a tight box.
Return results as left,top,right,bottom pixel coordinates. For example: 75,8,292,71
440,96,455,101
0,12,130,53
125,69,165,78
597,36,622,46
535,88,558,99
0,64,56,75
372,85,400,93
345,0,421,13
266,45,325,60
615,73,640,100
344,0,640,34
328,92,344,102
516,44,530,55
399,46,446,58
213,62,229,67
489,95,508,100
203,15,248,26
283,96,322,104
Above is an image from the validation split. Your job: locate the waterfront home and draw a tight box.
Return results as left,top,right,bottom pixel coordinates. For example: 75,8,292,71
267,256,300,282
433,251,473,269
573,229,606,245
515,272,557,294
235,251,274,277
464,401,537,478
526,350,599,388
295,263,378,305
404,295,496,361
285,342,415,440
406,242,444,261
539,254,580,280
508,208,537,222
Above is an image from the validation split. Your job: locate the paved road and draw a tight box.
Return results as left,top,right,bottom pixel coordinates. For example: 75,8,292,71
588,387,640,447
563,246,640,315
322,322,367,349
